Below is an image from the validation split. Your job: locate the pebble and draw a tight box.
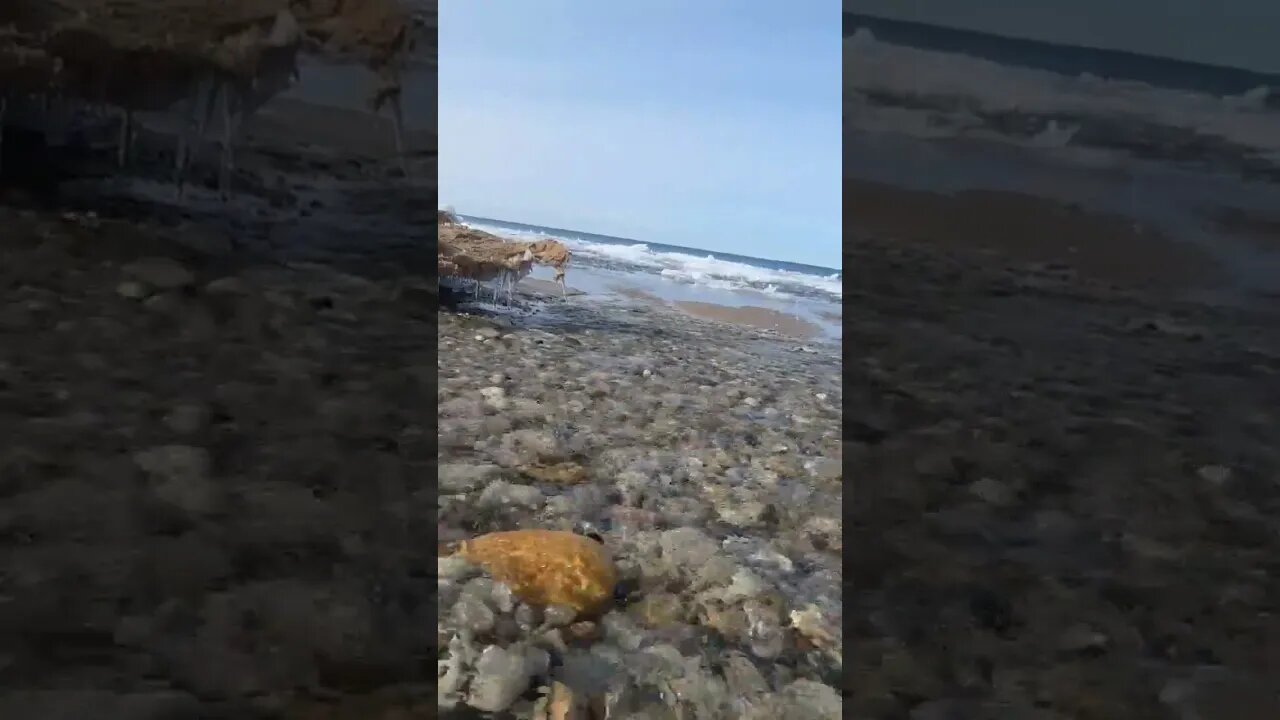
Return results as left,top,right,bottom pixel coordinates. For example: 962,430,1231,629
121,257,195,289
543,604,578,628
720,567,769,603
789,605,838,649
467,644,538,712
1197,464,1233,486
744,600,785,659
968,476,1016,506
438,555,480,581
453,593,497,634
718,499,770,527
204,276,250,295
438,463,500,493
633,592,685,628
115,280,150,299
478,480,544,509
659,527,720,568
810,458,841,481
163,404,209,435
781,679,842,719
480,385,509,410
1056,623,1109,654
537,680,590,720
133,445,220,515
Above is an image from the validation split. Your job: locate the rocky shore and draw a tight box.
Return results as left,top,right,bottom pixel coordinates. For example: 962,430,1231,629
0,97,441,718
437,296,843,718
843,221,1280,718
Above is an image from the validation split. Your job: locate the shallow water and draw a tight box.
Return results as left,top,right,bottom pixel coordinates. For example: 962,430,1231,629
846,130,1280,303
522,264,843,342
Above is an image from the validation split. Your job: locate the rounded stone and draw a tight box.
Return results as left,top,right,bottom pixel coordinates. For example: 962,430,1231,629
455,530,618,617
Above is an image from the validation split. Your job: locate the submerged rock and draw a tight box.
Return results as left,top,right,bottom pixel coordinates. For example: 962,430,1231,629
455,530,618,616
467,644,544,712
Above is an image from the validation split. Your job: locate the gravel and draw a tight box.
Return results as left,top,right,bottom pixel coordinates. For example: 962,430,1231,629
437,296,843,717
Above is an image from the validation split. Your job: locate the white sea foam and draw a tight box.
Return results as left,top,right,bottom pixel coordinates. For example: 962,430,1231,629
844,28,1280,156
460,220,843,300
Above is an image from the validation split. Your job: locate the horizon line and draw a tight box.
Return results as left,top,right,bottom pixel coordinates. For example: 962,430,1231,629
451,212,843,273
845,11,1280,82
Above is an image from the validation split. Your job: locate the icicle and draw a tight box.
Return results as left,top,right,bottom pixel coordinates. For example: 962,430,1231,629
176,74,215,198
175,83,197,190
390,92,408,178
219,84,243,202
0,96,7,172
117,108,133,169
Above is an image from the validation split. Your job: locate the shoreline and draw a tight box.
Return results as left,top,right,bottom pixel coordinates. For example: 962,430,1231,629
606,284,828,341
672,301,825,340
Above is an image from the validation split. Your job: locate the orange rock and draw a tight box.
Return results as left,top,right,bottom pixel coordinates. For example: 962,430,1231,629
545,681,589,720
456,530,617,617
519,462,589,485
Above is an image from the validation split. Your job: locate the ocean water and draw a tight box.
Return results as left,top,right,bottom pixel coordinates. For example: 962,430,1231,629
844,15,1280,303
453,215,844,340
845,13,1280,101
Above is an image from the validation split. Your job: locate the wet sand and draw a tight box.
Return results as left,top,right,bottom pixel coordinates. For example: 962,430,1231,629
672,301,823,340
610,285,665,304
514,276,585,297
607,284,825,340
1213,206,1280,251
845,178,1225,293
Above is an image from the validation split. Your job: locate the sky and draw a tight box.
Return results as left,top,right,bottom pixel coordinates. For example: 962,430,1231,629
850,0,1280,74
439,1,842,269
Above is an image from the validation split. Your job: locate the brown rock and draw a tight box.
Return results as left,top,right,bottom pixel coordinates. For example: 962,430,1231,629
520,461,589,485
633,592,686,628
701,603,749,639
535,681,590,720
565,620,603,643
456,530,617,616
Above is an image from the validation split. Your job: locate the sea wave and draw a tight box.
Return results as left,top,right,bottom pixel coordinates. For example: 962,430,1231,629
845,28,1280,157
459,220,843,300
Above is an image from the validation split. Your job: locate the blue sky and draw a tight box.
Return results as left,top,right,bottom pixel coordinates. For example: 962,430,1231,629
439,1,842,269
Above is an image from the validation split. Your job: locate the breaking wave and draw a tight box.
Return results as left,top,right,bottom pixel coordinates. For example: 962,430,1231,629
458,218,842,301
